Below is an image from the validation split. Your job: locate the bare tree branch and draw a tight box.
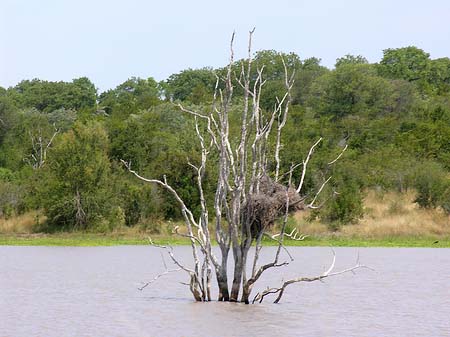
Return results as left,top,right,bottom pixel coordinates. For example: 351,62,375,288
275,56,295,182
254,249,371,303
138,253,181,291
124,31,364,304
296,138,322,193
270,228,309,241
307,176,332,209
25,124,60,169
328,144,348,165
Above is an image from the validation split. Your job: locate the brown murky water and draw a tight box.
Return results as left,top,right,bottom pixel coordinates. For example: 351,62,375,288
1,246,449,337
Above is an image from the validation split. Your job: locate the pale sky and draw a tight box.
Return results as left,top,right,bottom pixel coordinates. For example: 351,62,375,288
1,0,450,92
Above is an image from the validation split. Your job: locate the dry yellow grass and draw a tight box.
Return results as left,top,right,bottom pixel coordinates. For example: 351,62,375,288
2,190,450,238
344,190,450,237
0,211,45,234
293,210,329,235
294,190,450,238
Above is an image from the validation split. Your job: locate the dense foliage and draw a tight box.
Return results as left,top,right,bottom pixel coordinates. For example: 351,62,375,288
1,46,449,231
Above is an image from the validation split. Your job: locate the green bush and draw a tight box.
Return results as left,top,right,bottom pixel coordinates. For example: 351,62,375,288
413,162,449,209
0,167,14,181
439,186,450,214
0,178,25,218
38,121,117,231
313,162,365,229
320,182,364,229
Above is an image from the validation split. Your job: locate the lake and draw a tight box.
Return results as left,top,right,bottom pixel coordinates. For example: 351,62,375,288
1,246,449,337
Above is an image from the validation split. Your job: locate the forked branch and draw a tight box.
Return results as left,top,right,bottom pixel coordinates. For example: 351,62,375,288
296,138,322,193
26,124,60,169
125,31,364,304
270,228,309,241
146,237,205,301
138,252,181,291
253,250,371,303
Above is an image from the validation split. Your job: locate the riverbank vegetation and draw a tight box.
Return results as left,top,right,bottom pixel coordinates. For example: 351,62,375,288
1,45,450,245
1,190,449,247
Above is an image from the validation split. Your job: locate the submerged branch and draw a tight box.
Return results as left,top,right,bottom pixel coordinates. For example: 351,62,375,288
138,253,181,291
254,249,371,303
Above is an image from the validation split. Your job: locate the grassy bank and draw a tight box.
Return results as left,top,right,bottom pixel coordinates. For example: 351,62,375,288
0,233,181,246
1,232,448,248
1,190,449,248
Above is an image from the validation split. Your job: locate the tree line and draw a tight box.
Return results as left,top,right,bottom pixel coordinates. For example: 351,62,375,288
1,46,449,232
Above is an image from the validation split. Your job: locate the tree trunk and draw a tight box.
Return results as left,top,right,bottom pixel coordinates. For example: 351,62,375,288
240,239,252,303
217,270,230,301
230,249,243,301
241,283,251,304
217,250,230,301
121,32,358,305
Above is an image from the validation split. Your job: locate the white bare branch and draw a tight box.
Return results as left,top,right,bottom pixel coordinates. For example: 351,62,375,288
253,249,370,303
263,232,295,261
296,137,322,193
328,144,348,165
147,237,195,274
307,176,332,209
275,56,295,182
271,228,309,241
25,124,60,169
125,31,363,304
138,253,181,291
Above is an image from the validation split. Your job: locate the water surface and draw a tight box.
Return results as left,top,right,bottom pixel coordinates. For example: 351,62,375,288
1,246,449,337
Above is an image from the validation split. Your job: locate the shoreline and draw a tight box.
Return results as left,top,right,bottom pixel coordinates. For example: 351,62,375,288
1,233,448,248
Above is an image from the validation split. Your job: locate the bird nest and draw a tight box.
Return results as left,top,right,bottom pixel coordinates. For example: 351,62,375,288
243,175,304,237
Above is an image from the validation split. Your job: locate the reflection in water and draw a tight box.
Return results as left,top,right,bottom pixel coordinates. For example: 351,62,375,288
0,246,449,337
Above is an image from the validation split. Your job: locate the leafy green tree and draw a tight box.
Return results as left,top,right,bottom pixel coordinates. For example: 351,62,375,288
112,171,165,228
377,46,440,95
378,46,430,81
429,57,450,94
0,96,18,147
413,161,449,209
0,109,58,170
98,77,161,116
108,103,204,219
70,77,98,111
310,63,396,119
378,47,450,95
397,120,450,168
253,50,302,80
164,68,216,103
389,79,419,114
335,54,368,68
315,161,364,228
292,57,329,105
253,51,302,110
47,108,77,131
38,121,118,231
7,78,97,113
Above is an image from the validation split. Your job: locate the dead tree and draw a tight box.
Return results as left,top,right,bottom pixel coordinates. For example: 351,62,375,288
24,124,59,169
122,30,364,304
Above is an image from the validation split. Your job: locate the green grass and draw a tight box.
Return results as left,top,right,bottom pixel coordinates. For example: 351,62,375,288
0,233,191,246
1,233,448,248
281,236,450,248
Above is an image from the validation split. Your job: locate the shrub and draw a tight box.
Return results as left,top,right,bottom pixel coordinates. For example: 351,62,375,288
438,185,450,214
320,182,364,229
413,162,449,209
39,121,117,231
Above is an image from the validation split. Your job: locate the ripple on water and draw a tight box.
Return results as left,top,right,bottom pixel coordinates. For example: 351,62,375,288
0,246,449,337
